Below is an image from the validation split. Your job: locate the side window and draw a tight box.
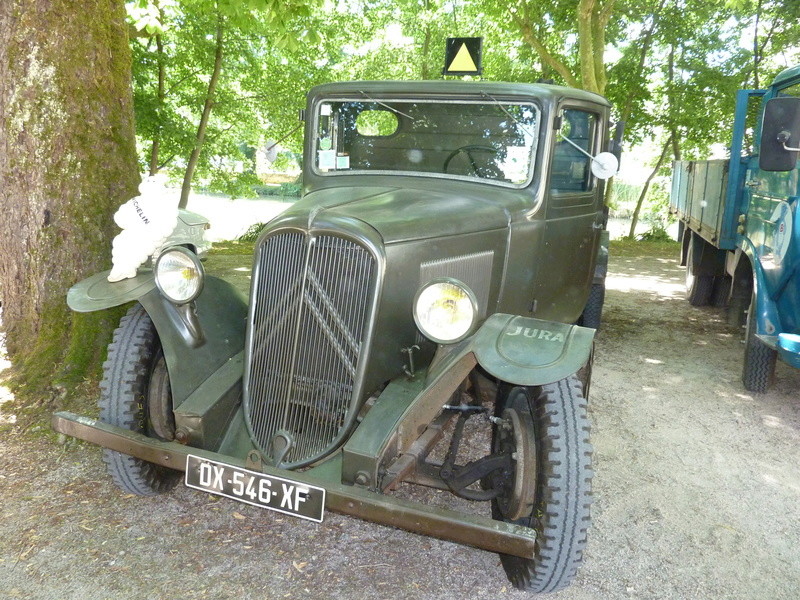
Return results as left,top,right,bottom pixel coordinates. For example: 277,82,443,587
550,109,597,193
778,83,800,98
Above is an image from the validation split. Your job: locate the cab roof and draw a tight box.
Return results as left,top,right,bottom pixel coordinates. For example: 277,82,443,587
307,80,611,109
772,65,800,90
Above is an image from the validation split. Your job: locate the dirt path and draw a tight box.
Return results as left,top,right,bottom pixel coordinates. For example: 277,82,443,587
1,244,799,599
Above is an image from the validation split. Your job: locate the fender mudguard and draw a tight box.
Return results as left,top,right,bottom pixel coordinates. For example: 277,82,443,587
67,269,158,313
739,238,782,347
456,313,594,387
67,270,248,406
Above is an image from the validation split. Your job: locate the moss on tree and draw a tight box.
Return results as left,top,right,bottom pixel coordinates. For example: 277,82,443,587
0,0,140,417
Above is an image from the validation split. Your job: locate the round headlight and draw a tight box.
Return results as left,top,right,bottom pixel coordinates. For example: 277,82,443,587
155,247,204,304
413,278,478,344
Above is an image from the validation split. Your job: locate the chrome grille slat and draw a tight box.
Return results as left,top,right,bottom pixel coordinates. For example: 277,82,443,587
244,232,376,466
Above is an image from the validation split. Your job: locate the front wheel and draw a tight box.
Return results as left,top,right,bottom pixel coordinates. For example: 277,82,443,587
741,294,777,393
491,375,592,593
99,304,181,495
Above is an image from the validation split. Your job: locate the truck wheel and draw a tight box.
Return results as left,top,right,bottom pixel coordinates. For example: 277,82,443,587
741,295,776,393
685,241,713,306
99,304,181,496
578,282,605,330
491,375,592,593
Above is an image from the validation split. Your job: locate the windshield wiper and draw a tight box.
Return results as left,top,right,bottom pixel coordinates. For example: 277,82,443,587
480,91,537,139
358,90,415,121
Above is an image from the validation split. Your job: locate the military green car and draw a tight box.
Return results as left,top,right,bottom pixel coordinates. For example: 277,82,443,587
54,79,619,593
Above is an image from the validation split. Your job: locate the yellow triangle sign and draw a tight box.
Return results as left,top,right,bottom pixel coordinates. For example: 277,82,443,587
448,43,478,73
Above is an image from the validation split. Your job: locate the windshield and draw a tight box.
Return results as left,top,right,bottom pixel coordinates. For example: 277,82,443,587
313,97,540,186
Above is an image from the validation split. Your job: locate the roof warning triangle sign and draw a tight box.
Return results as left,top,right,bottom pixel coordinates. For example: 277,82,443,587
450,44,477,72
443,37,482,76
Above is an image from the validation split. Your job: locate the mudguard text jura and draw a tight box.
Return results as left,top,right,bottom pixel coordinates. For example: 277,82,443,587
472,314,594,386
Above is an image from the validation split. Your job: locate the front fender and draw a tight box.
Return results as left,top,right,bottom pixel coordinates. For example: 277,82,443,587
68,270,248,407
434,314,594,388
138,277,248,406
67,269,157,313
740,237,782,343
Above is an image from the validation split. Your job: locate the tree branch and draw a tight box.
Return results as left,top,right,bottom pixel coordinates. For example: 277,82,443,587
510,5,579,87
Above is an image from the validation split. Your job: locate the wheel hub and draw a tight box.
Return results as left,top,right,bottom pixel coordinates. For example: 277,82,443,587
495,407,537,521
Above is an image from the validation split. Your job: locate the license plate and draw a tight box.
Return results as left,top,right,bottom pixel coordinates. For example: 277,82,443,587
185,455,325,523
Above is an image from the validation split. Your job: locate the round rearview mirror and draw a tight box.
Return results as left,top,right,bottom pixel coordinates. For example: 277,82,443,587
591,152,619,179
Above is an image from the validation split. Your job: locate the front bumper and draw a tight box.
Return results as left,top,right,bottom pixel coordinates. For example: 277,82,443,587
52,411,536,559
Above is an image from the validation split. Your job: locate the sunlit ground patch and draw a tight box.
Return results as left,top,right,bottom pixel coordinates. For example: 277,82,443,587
606,272,686,298
0,308,16,425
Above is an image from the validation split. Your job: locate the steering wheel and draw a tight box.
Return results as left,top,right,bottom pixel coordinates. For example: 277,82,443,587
443,145,501,178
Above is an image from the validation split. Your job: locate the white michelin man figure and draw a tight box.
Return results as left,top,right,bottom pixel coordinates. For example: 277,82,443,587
107,175,179,282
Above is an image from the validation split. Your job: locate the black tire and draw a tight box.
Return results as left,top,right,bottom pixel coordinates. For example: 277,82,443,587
685,241,713,306
711,275,731,308
492,375,592,593
578,283,605,330
741,294,777,393
99,304,181,495
727,293,748,328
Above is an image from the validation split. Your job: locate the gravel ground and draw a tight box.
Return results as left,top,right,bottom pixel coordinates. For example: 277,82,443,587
1,243,799,599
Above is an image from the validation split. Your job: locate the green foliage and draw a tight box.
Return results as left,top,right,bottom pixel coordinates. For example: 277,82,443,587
209,239,257,254
638,177,674,237
610,237,680,258
253,182,302,198
237,222,269,242
127,0,325,195
125,0,800,198
609,181,642,214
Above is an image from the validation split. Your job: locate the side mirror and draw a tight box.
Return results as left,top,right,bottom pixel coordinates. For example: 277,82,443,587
557,132,619,180
591,152,619,179
759,96,800,172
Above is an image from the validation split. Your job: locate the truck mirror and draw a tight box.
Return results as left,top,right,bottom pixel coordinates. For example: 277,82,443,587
557,132,619,180
759,96,800,171
591,152,619,179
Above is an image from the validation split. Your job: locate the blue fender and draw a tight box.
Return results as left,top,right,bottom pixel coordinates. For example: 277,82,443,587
739,238,782,346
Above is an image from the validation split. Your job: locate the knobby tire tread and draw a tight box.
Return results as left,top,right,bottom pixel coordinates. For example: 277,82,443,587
579,283,605,330
741,299,777,393
497,375,593,593
685,241,713,307
99,304,180,496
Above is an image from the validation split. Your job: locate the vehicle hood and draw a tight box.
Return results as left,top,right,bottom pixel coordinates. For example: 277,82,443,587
282,184,512,244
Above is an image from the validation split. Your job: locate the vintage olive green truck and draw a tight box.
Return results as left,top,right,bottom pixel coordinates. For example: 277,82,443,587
53,79,620,592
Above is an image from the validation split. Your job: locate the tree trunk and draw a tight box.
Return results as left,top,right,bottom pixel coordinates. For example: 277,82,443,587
0,0,139,395
627,135,673,239
179,13,225,209
512,0,615,94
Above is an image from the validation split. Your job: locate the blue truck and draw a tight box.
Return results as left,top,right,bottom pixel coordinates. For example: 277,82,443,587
670,65,800,392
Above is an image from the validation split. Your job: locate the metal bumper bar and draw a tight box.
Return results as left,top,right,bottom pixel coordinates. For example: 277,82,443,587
52,411,536,559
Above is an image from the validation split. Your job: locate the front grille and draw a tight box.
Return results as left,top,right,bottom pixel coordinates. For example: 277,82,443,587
244,232,376,466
